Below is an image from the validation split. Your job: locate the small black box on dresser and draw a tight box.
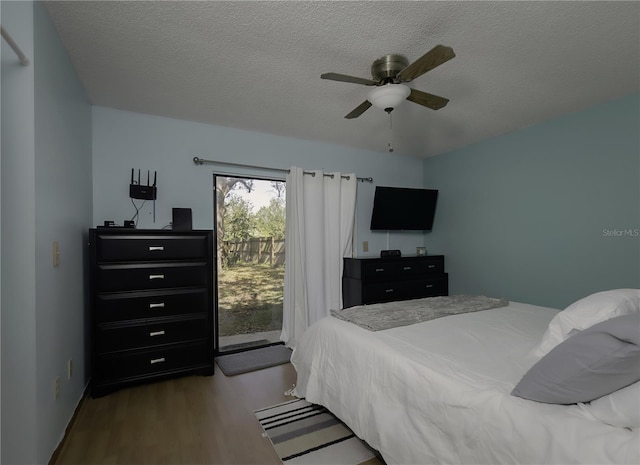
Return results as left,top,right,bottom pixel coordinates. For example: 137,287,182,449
342,255,448,308
88,228,215,397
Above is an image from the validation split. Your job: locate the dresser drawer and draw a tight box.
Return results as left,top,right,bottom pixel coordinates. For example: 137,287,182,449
362,274,448,304
361,257,444,280
96,262,208,292
97,316,209,353
96,233,210,262
97,341,210,381
95,289,208,323
400,258,444,275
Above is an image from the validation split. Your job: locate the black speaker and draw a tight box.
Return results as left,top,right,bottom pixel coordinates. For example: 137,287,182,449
380,249,401,258
172,208,192,231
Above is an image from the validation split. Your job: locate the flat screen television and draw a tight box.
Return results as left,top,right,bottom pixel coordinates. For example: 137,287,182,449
370,186,438,231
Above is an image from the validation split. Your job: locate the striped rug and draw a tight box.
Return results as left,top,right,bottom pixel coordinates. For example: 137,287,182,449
255,399,377,465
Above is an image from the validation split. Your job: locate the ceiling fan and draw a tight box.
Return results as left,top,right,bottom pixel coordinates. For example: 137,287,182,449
321,45,455,119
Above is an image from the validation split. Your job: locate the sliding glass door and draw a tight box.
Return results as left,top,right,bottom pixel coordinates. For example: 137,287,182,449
214,175,286,353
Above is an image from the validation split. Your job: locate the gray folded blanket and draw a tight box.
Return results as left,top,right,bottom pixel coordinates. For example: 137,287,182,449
331,295,509,331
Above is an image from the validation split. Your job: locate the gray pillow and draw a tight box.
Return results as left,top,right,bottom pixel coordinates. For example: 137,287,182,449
511,313,640,404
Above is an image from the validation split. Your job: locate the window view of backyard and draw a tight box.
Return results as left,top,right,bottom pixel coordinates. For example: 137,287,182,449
215,176,286,352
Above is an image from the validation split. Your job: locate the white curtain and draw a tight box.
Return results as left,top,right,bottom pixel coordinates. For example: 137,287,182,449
280,166,357,349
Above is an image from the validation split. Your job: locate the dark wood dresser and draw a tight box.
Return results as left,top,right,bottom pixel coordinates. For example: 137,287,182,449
342,255,448,308
89,228,215,397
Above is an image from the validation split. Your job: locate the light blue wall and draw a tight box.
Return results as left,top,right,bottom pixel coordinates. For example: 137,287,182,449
33,1,93,461
423,93,640,309
1,2,93,464
92,107,427,256
1,2,38,464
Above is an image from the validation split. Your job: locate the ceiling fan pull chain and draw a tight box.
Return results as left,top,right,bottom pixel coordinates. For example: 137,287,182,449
388,111,394,153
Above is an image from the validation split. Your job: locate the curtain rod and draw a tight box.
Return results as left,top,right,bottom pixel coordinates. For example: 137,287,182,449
192,157,373,183
1,26,30,66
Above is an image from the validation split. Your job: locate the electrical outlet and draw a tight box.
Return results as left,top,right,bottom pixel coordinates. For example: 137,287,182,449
363,241,369,252
52,241,60,267
67,359,73,380
54,377,60,400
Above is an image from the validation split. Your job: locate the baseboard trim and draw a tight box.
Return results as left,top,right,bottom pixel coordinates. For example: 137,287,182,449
47,383,89,465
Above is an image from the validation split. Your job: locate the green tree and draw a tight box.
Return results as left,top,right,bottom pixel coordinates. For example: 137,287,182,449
216,177,253,269
254,197,285,239
216,177,253,243
224,194,255,241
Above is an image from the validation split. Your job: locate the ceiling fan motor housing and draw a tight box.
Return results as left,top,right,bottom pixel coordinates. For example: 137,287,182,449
371,54,409,84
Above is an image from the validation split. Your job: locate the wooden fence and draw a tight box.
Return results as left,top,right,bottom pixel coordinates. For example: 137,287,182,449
221,237,285,266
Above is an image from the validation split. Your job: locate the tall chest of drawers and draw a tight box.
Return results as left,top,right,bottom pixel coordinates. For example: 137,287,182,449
89,229,215,397
342,255,448,308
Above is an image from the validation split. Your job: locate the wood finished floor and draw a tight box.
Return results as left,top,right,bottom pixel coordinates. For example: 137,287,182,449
54,363,384,465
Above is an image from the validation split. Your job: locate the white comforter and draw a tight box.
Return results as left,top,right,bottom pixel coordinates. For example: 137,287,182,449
291,302,640,465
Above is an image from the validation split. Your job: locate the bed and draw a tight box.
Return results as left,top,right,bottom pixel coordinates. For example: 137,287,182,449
291,290,640,465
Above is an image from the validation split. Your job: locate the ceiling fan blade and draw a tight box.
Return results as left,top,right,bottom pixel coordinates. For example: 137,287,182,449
407,88,449,110
396,45,455,83
321,73,377,86
345,101,372,119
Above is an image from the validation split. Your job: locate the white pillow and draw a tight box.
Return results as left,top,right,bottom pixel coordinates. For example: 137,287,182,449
533,289,640,357
588,382,640,429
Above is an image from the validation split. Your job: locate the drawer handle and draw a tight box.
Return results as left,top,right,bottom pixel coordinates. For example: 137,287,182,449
149,302,165,308
428,264,435,269
149,246,164,251
149,274,165,280
385,289,394,293
403,266,412,270
150,357,165,364
149,330,166,337
426,284,434,288
375,268,385,272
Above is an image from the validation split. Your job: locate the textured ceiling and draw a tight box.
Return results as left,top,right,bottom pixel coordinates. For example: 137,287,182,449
44,1,639,158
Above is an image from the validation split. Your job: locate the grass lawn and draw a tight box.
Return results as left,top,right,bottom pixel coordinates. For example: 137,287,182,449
218,262,285,336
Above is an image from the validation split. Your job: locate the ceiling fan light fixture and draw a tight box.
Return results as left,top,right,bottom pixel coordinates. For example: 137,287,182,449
367,84,411,111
